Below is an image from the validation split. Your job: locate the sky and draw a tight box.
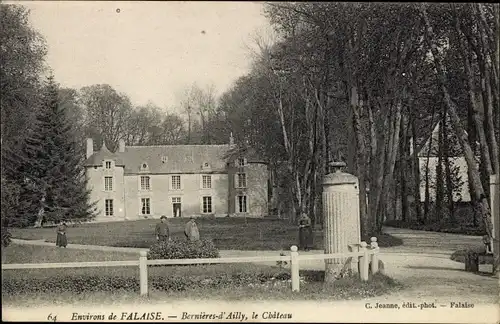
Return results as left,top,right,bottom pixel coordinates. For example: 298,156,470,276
17,1,271,112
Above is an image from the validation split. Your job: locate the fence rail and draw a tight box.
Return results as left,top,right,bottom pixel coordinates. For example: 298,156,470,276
2,238,381,295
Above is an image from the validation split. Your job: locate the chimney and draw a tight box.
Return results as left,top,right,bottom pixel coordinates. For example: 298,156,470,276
86,138,94,159
118,139,126,153
229,132,234,146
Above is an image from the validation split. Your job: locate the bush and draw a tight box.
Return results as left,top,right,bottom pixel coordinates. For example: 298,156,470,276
2,270,293,295
147,238,220,260
2,275,141,294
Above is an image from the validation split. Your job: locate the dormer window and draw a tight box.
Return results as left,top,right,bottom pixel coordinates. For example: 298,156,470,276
202,162,210,169
161,156,168,164
236,157,247,167
141,162,148,171
105,161,112,169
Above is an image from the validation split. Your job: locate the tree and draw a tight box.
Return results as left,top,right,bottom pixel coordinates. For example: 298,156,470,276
1,4,47,231
15,76,97,227
79,84,133,151
419,4,494,240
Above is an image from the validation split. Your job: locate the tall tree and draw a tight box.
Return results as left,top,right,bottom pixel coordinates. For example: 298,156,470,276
17,76,96,227
1,4,47,231
420,4,494,239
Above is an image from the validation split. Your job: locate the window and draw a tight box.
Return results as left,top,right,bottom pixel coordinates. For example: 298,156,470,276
202,196,212,213
171,175,181,190
105,199,114,216
141,198,151,215
237,157,246,167
104,176,113,191
238,195,247,213
105,161,112,169
237,173,247,188
172,197,181,204
161,156,168,163
140,176,150,190
202,175,212,189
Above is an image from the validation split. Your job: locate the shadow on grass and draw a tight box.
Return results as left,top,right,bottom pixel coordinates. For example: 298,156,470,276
404,265,465,272
450,248,493,265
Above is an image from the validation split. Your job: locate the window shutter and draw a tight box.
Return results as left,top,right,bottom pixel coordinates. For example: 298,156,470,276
169,176,173,190
138,176,141,191
200,197,204,214
149,176,152,191
234,174,238,188
235,195,239,213
180,175,184,190
246,195,249,213
200,175,204,189
244,158,247,166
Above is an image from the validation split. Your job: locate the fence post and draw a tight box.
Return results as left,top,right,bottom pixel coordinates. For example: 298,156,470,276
359,241,369,281
290,245,300,292
139,251,148,296
370,237,379,275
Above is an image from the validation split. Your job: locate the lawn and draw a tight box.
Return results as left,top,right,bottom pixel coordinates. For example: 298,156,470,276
2,245,402,306
9,217,402,250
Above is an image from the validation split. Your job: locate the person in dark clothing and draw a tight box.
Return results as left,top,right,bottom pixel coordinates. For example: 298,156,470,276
56,221,68,248
298,213,313,251
155,215,170,242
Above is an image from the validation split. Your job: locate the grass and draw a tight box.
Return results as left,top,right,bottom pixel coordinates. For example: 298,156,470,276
384,203,488,236
1,245,402,306
9,218,403,250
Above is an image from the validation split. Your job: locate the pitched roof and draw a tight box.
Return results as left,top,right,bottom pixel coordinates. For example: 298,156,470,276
84,140,268,174
410,111,482,158
119,145,232,174
84,142,125,167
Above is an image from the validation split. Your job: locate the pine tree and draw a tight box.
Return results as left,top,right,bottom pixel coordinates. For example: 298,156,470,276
18,76,96,226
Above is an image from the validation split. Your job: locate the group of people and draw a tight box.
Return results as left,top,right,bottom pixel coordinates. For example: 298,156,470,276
155,215,200,242
55,213,311,250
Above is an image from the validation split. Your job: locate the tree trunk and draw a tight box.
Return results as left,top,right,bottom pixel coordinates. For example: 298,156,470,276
351,85,370,237
435,112,445,224
379,99,403,231
411,107,423,222
421,4,494,239
442,109,455,223
424,109,437,224
455,13,494,178
476,4,500,175
33,192,46,228
400,112,409,222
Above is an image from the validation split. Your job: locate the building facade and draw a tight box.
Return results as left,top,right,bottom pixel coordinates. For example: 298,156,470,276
83,136,269,222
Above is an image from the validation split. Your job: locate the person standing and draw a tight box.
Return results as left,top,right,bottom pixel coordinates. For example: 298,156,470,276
184,217,200,242
55,220,68,248
155,215,170,242
298,213,313,251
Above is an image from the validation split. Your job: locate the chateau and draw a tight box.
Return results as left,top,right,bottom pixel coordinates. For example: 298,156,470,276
83,136,269,222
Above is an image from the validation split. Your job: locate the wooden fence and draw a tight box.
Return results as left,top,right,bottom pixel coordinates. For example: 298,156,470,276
2,239,381,296
491,174,499,256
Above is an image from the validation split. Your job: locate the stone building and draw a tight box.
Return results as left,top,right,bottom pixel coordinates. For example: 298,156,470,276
83,136,269,222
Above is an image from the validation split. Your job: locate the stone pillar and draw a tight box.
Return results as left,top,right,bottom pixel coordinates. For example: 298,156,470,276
323,161,361,282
